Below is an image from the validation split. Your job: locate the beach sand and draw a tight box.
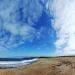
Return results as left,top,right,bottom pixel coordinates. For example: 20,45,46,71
0,57,75,75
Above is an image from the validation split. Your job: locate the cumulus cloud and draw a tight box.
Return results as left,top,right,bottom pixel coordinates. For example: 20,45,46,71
0,0,43,50
46,0,75,55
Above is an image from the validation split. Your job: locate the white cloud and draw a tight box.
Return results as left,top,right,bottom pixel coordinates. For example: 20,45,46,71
46,0,75,55
0,0,43,51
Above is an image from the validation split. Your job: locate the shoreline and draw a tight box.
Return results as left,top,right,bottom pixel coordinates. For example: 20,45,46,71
0,57,75,75
0,58,38,68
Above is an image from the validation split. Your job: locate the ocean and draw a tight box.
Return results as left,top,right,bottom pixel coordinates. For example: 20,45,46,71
0,57,38,68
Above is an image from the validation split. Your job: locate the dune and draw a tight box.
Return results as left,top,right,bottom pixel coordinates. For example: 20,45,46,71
0,57,75,75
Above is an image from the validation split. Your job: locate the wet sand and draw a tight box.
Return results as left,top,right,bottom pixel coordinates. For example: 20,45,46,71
0,57,75,75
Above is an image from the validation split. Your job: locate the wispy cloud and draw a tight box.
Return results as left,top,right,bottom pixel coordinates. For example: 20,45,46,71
46,0,75,55
0,0,43,51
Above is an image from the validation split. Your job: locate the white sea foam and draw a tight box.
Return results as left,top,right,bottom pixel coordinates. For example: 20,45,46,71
0,58,38,68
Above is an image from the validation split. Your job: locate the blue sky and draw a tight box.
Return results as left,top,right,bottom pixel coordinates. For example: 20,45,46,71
0,0,75,57
0,0,57,57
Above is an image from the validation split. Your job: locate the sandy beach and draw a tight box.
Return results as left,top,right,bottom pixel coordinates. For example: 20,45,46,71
0,57,75,75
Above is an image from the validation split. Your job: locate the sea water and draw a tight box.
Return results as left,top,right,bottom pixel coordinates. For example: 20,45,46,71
0,58,38,68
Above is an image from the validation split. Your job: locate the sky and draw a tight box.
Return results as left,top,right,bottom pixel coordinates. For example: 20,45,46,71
0,0,75,57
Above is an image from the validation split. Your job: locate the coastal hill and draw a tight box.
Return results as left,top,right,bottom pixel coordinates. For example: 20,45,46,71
0,56,75,75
